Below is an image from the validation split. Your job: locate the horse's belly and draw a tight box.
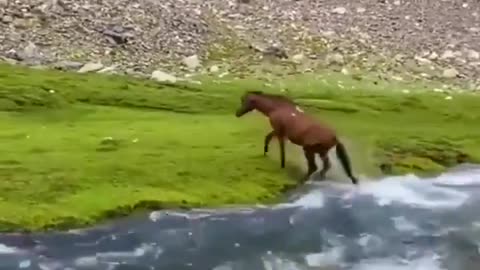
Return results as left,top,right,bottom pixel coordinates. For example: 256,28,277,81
288,136,304,146
286,127,309,146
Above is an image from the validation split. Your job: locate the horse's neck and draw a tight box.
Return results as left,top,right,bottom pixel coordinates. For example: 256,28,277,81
255,99,295,117
254,99,277,116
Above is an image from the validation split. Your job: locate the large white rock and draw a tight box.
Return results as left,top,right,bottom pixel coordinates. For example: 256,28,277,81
150,70,177,83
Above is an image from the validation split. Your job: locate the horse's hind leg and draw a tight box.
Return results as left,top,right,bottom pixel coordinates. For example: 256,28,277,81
279,136,286,168
318,153,331,180
302,147,317,181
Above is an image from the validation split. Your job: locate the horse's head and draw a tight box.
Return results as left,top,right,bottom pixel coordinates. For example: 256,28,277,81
235,91,262,117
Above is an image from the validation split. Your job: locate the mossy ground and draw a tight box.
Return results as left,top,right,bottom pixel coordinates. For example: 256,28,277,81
1,63,480,232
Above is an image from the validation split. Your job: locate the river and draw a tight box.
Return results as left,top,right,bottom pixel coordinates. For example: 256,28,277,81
1,164,480,270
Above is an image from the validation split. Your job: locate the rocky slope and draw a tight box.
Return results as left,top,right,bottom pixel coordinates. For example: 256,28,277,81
1,0,480,88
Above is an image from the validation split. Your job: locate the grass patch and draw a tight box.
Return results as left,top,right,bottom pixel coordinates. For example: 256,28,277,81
1,63,480,231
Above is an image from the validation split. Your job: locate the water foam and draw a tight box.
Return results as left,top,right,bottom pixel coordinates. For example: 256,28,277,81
351,254,444,270
433,167,480,186
277,168,480,211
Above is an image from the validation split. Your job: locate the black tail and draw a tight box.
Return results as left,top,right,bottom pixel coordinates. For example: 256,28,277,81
335,141,358,184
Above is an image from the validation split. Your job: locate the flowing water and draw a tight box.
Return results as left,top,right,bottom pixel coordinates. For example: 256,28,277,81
2,164,480,270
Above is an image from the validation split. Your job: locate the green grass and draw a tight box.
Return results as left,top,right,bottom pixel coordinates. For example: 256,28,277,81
1,63,480,232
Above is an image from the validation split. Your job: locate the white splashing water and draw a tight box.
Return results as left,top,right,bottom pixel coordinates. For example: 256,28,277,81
351,254,444,270
288,167,480,210
0,244,20,254
433,167,480,186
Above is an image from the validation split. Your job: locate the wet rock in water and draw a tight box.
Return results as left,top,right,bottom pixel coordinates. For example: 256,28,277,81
78,62,104,73
151,70,177,83
443,68,459,78
183,54,201,70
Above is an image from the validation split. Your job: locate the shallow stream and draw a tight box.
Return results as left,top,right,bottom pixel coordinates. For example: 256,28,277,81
2,164,480,270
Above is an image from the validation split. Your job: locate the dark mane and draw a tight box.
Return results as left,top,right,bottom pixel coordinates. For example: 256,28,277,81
246,90,296,105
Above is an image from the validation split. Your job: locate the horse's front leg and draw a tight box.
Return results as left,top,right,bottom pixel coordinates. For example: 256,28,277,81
263,131,275,156
278,136,286,168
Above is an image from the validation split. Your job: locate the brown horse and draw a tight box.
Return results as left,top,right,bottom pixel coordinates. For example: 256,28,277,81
235,90,358,184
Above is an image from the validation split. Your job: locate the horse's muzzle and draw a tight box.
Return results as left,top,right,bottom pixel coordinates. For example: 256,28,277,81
235,109,243,117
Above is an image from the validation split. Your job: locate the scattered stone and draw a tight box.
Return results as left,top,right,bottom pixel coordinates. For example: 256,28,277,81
209,65,220,73
0,56,17,65
218,71,229,78
428,52,439,60
292,53,304,63
394,53,407,62
151,70,177,83
440,50,456,60
97,65,118,74
320,30,336,38
182,54,201,70
332,7,347,15
2,15,13,24
0,0,478,86
262,45,288,59
414,55,432,66
356,7,366,13
467,50,480,60
53,60,84,71
445,96,453,100
469,27,480,33
341,67,349,75
326,53,344,65
101,26,134,45
78,62,104,73
442,68,459,78
13,42,47,65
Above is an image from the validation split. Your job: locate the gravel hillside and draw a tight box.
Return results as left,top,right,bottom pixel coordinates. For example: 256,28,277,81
1,0,479,88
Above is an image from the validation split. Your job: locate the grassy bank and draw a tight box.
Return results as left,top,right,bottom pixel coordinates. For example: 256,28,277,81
1,63,480,232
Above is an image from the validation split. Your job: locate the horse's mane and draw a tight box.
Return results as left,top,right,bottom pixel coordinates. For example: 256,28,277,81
246,90,296,105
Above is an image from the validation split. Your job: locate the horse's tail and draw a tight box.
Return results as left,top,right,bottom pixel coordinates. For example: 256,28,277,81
335,140,359,184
